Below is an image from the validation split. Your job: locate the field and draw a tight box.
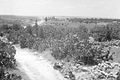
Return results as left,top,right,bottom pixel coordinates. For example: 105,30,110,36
0,15,120,80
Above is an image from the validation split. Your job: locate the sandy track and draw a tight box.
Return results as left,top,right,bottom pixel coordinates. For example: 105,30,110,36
15,46,66,80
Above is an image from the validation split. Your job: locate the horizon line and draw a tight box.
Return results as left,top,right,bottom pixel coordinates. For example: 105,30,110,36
0,14,120,20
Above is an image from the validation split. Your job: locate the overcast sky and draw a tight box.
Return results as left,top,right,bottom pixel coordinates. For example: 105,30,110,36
0,0,119,18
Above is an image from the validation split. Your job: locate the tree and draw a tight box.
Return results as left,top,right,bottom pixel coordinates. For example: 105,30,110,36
45,17,48,22
25,25,33,35
38,26,45,39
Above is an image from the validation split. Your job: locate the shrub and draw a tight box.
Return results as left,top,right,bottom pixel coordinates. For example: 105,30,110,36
0,40,16,69
51,35,107,65
91,24,120,42
0,39,22,80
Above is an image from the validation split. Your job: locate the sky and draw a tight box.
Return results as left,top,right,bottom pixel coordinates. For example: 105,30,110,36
0,0,120,18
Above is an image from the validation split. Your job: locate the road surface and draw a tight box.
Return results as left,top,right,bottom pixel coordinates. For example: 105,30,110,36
15,46,66,80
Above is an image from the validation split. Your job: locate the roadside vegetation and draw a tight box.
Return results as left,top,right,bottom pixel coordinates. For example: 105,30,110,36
0,16,120,80
0,39,22,80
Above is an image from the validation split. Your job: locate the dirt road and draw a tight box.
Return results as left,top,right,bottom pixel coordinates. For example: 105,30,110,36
15,46,66,80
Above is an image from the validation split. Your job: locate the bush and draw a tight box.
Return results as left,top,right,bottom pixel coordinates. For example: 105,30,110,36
51,35,107,65
91,24,120,42
0,71,22,80
0,40,16,69
0,39,22,80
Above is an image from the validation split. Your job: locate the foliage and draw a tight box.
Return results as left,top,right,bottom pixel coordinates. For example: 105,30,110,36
0,40,16,69
0,39,22,80
51,34,106,65
1,22,89,53
91,23,120,42
0,71,22,80
0,21,116,66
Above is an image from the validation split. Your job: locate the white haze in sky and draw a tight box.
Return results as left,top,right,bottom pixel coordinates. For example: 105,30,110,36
0,0,120,18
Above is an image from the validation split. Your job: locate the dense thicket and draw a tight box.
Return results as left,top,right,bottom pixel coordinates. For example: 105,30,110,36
0,39,22,80
1,21,119,66
51,35,113,65
91,23,120,42
1,16,120,80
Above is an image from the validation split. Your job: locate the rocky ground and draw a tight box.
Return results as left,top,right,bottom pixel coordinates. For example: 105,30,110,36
54,61,120,80
53,43,120,80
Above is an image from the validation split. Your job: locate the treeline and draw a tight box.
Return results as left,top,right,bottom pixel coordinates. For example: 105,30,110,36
68,17,120,23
